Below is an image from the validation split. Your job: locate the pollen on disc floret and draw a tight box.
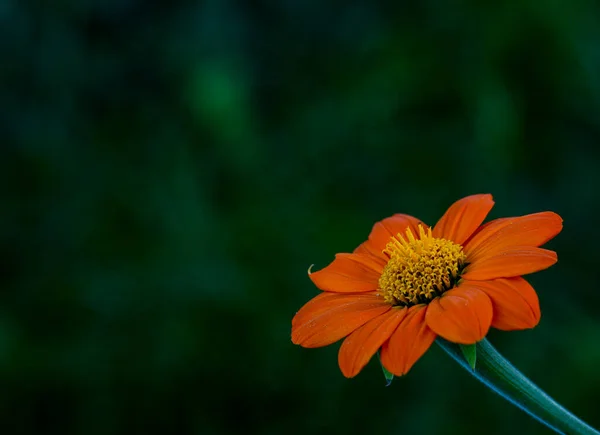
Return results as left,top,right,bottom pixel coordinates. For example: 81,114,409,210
378,225,467,306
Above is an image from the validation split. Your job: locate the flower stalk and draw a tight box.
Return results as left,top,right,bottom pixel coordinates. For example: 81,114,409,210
437,338,600,435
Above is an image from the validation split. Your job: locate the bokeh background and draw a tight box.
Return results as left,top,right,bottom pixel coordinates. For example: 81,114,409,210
2,1,600,434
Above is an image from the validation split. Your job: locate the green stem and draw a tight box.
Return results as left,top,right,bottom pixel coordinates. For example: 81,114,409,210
437,338,599,435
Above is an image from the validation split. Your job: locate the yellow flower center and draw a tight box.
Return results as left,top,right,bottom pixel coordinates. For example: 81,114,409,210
379,225,467,306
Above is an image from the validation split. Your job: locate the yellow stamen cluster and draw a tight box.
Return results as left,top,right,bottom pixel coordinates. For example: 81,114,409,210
379,225,466,306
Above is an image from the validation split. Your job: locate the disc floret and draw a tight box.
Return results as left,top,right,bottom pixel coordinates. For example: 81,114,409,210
379,225,466,306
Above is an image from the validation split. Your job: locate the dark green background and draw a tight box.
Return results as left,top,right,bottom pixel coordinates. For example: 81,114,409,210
2,1,600,434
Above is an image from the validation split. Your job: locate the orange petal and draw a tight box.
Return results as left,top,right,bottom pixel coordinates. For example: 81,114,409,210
380,305,437,376
464,212,563,261
462,247,557,281
309,253,382,292
356,214,424,262
338,308,407,378
292,293,391,348
353,244,387,268
464,278,540,331
425,284,493,344
432,194,494,245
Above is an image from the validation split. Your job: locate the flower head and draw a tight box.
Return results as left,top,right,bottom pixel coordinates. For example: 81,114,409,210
291,194,562,378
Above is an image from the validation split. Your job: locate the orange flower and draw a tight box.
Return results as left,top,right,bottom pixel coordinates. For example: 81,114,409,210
291,194,562,378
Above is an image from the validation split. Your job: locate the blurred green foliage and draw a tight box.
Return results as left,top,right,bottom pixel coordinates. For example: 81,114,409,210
2,1,600,434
